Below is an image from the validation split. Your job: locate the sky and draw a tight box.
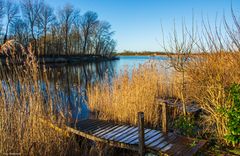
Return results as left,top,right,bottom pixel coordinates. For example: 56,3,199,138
43,0,240,52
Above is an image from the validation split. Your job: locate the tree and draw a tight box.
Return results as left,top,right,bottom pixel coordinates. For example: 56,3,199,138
0,0,4,41
38,3,55,55
93,21,115,56
161,19,197,116
58,4,79,55
21,0,43,53
81,11,98,55
10,18,29,45
4,0,19,43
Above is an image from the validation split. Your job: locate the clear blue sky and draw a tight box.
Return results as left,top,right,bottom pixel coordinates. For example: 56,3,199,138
47,0,240,52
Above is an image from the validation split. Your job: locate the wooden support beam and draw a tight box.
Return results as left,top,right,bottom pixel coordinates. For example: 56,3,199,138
138,112,145,156
161,102,168,133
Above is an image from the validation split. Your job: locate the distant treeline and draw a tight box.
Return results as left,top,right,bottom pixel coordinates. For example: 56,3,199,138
117,50,209,56
0,0,116,57
117,51,173,56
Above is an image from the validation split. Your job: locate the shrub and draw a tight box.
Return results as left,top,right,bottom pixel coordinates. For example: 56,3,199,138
174,115,196,137
186,52,240,144
225,83,240,146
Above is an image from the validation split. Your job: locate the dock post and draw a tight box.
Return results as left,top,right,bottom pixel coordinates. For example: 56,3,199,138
138,112,145,156
162,102,168,133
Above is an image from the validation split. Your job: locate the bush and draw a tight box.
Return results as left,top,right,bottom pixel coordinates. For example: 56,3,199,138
225,83,240,146
186,52,240,144
174,115,196,137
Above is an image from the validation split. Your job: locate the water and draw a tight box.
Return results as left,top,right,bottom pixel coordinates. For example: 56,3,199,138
1,56,168,120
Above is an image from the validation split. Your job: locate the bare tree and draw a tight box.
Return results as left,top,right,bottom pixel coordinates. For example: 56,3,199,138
81,11,98,55
38,3,55,55
161,18,197,116
93,21,115,56
4,1,116,57
0,0,4,19
21,0,43,53
4,0,19,43
58,4,79,55
0,0,4,41
10,18,29,45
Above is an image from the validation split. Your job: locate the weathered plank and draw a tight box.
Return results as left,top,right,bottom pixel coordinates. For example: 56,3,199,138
96,125,120,137
110,126,136,141
114,127,138,141
44,117,206,155
92,123,116,135
103,125,130,140
66,126,139,152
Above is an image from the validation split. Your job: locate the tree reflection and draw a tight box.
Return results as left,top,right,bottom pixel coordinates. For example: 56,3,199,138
0,61,116,120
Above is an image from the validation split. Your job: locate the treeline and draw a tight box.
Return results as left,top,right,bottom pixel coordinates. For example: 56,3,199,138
118,50,209,56
118,50,172,56
0,0,116,57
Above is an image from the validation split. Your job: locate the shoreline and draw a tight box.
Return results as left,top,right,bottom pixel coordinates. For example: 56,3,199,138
0,55,120,65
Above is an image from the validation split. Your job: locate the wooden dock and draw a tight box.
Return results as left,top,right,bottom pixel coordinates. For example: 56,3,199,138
157,98,201,114
66,114,206,155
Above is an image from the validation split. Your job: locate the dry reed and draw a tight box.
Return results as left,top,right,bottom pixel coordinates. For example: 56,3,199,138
186,52,240,142
87,60,181,127
0,40,79,155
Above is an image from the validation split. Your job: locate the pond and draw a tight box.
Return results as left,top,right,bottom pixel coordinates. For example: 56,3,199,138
0,56,169,120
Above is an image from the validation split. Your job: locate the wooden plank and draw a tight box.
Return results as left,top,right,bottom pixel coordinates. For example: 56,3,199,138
97,125,122,138
123,129,151,144
108,126,134,141
45,116,207,155
144,130,160,141
82,121,111,132
159,134,178,152
114,127,138,142
103,125,130,140
145,133,163,146
92,123,117,136
90,122,114,134
147,134,165,148
164,136,190,155
66,126,139,152
108,126,133,140
130,130,159,145
79,120,102,130
94,125,119,137
118,130,139,143
154,133,176,150
78,120,101,130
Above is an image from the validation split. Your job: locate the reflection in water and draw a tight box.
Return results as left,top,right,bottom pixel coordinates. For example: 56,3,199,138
0,60,116,120
0,56,168,120
45,61,116,120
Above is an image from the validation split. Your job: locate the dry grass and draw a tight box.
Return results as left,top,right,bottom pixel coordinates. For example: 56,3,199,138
186,52,240,142
0,40,80,155
87,51,240,145
87,60,181,127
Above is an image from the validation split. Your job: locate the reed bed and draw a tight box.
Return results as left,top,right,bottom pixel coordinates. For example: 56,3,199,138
0,40,79,155
87,52,240,146
186,52,240,143
87,60,181,127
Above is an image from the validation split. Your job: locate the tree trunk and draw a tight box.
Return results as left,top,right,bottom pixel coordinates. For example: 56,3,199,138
3,23,9,43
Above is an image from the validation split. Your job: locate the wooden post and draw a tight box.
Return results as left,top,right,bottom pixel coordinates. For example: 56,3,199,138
162,102,168,133
138,112,145,156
